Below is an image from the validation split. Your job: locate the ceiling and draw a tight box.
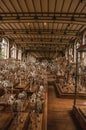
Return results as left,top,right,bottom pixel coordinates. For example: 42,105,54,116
0,0,86,60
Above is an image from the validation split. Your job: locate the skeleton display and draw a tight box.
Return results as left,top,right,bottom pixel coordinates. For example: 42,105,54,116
0,58,48,129
55,56,86,93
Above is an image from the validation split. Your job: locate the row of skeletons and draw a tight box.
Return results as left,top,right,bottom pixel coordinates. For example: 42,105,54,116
54,56,86,93
0,58,48,129
54,56,76,93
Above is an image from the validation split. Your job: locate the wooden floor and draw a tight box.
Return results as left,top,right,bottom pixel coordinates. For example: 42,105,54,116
47,85,82,130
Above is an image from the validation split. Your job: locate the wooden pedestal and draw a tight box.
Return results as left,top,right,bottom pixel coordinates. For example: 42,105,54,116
73,106,86,130
0,113,14,130
8,112,29,130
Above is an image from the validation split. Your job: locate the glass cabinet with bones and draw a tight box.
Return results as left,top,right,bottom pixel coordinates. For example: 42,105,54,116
73,44,86,130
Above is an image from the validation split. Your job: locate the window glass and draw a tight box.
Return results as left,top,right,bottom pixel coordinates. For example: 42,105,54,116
0,38,9,59
11,45,16,59
18,49,22,60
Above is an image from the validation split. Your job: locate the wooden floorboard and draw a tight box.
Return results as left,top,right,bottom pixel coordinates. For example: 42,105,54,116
47,85,82,130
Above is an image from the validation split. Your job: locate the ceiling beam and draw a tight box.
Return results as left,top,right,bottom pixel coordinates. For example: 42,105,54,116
0,29,78,33
0,29,81,38
13,39,76,45
17,43,66,46
14,37,71,42
0,12,85,15
26,49,63,52
0,12,85,25
0,20,85,25
4,33,77,38
17,42,68,46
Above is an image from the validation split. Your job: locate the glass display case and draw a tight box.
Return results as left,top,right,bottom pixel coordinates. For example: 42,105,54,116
0,58,47,130
73,44,86,130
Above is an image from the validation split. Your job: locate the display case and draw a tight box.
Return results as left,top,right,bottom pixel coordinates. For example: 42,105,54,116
55,57,76,98
73,44,86,130
0,59,47,130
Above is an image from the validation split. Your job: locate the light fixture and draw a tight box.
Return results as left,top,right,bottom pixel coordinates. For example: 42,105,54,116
28,23,30,26
44,22,47,26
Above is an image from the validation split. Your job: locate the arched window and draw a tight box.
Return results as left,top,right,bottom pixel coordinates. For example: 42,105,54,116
74,40,81,62
82,32,86,65
11,45,16,59
83,31,86,45
76,41,80,49
0,37,9,59
76,41,81,62
18,49,22,60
